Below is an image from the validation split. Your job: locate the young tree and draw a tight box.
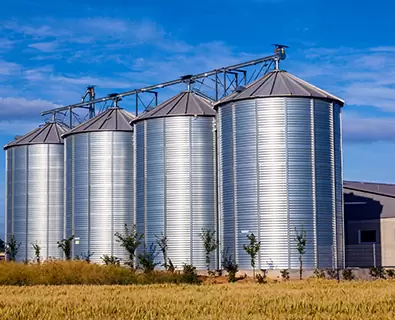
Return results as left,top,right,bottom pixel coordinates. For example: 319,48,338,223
295,226,307,280
137,243,160,273
155,233,168,270
114,224,143,270
57,235,74,260
0,238,5,252
31,241,41,264
243,233,261,280
199,228,219,275
5,234,21,261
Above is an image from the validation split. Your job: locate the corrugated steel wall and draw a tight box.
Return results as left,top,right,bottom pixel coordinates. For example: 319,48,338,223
65,131,134,263
5,144,64,261
218,97,343,270
134,116,217,270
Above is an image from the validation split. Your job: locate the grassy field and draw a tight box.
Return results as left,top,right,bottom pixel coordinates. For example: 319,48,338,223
1,280,395,319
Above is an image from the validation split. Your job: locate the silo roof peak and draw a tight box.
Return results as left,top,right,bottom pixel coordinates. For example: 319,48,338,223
216,69,344,106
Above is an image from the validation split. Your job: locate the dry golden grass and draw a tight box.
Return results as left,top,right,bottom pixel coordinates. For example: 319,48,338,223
0,261,199,285
1,280,395,319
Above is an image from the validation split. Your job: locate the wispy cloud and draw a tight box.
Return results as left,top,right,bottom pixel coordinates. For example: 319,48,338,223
0,97,61,118
0,60,21,75
0,119,42,136
28,41,59,52
292,46,395,112
0,38,15,52
343,112,395,143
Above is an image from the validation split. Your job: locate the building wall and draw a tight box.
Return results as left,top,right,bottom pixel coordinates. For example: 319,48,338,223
344,188,395,267
380,218,395,267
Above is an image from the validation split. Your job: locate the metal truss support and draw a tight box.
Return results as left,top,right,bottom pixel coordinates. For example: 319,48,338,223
42,44,288,125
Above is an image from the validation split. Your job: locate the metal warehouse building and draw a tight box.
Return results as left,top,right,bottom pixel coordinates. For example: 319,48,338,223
344,181,395,268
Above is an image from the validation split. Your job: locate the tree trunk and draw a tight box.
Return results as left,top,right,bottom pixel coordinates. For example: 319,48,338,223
299,255,303,280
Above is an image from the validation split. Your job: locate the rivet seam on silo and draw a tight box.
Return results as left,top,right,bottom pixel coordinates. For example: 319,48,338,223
189,118,193,264
254,100,261,270
213,117,219,270
232,103,237,264
285,100,290,270
46,146,50,259
330,103,337,268
310,99,317,268
110,132,114,256
144,121,147,243
25,146,29,262
163,120,167,242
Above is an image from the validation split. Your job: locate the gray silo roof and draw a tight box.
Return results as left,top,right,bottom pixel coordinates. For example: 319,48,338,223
131,91,216,123
62,107,135,138
4,122,69,150
216,70,344,106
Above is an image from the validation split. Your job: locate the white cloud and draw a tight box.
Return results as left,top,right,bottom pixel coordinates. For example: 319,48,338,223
28,41,59,52
343,112,395,143
0,60,21,75
0,119,42,136
0,97,61,117
0,38,15,52
291,46,395,112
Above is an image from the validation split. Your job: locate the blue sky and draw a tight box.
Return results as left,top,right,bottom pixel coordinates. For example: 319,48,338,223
1,0,395,238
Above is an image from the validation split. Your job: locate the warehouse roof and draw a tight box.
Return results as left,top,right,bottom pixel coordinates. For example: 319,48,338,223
4,122,68,150
216,69,344,106
344,181,395,198
131,90,216,123
62,107,135,138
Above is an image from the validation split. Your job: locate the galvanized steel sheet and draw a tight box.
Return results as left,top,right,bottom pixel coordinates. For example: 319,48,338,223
134,116,217,270
218,97,343,270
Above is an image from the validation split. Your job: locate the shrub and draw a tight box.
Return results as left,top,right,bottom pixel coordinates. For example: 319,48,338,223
314,268,326,279
222,249,238,283
181,264,201,284
342,268,355,281
101,255,120,266
256,273,266,284
369,267,386,280
326,269,338,280
167,259,176,274
386,269,395,279
280,269,290,281
137,243,160,273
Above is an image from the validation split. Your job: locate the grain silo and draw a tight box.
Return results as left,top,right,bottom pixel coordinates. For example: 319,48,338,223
132,90,217,270
216,69,345,271
4,121,68,262
63,106,135,263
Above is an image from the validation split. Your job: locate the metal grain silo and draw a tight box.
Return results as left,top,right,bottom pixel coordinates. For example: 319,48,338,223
216,69,345,270
4,121,68,262
132,91,217,270
63,107,135,263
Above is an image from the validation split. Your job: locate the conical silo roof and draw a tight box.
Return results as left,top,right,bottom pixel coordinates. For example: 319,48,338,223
216,70,344,106
131,90,216,124
62,107,135,138
4,121,69,150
